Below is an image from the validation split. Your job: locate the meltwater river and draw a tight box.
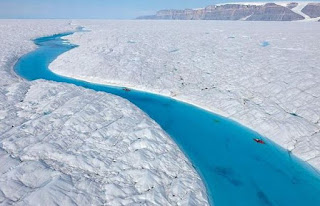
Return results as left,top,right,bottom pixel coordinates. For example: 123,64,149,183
14,31,320,206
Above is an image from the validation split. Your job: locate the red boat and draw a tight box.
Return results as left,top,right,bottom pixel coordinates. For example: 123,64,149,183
253,138,265,144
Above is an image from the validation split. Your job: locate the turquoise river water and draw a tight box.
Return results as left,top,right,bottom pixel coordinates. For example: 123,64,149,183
14,31,320,206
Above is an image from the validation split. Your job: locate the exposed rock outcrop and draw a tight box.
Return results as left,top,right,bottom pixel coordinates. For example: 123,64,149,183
246,3,304,21
301,3,320,18
138,2,307,21
287,2,299,9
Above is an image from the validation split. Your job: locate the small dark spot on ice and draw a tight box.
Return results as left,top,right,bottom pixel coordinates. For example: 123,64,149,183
122,87,131,92
43,111,51,115
127,40,136,44
243,98,249,105
228,36,235,39
169,49,179,53
290,112,298,117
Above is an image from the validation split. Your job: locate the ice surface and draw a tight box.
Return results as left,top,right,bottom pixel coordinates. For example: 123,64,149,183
50,20,320,170
0,20,208,205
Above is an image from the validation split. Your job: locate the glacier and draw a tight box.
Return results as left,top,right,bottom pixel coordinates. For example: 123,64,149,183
0,20,208,205
50,20,320,171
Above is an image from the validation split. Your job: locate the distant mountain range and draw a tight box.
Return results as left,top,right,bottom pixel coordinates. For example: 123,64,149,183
137,2,320,21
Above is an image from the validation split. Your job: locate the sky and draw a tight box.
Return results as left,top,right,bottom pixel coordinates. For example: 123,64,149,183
0,0,318,19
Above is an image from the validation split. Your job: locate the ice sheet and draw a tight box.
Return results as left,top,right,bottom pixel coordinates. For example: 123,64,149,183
0,20,208,206
50,20,320,170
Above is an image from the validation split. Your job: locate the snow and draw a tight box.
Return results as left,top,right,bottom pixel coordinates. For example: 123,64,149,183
216,2,267,6
50,20,320,170
215,2,320,22
218,1,316,7
0,20,208,205
290,2,320,21
291,2,312,19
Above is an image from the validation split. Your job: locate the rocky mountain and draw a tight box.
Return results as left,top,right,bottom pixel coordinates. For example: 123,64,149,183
302,3,320,17
138,2,320,21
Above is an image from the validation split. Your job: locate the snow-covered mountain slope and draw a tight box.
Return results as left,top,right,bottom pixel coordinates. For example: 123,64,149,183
0,20,208,205
50,20,320,170
219,2,320,21
239,1,320,21
225,1,320,19
138,2,320,21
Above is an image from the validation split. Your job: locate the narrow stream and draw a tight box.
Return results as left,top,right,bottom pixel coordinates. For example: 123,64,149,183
14,31,320,206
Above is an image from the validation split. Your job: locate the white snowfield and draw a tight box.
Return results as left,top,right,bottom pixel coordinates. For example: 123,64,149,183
0,20,208,206
51,20,320,170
